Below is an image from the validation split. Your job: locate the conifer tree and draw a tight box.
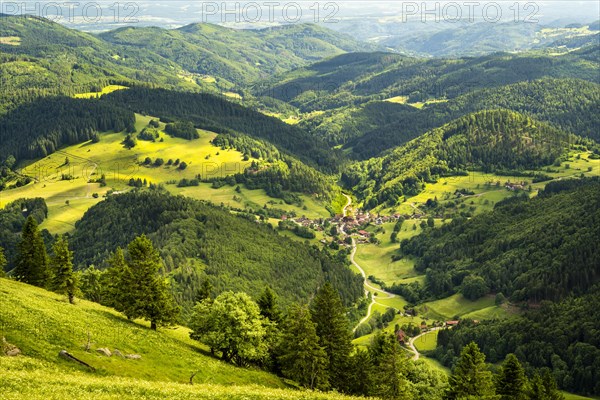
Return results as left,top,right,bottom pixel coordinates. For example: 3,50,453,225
126,235,179,330
105,247,134,317
257,286,282,323
369,332,413,399
447,342,496,399
311,282,353,392
278,304,329,390
50,235,77,304
495,353,528,399
14,216,49,287
0,246,6,278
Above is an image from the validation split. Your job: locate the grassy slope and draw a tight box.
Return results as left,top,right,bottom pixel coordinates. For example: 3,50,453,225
0,278,368,399
0,278,281,386
0,114,330,234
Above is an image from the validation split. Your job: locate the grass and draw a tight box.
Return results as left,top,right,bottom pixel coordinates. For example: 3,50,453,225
419,294,505,321
0,113,332,233
0,357,367,400
354,219,441,287
0,278,282,387
74,85,128,99
379,151,600,216
384,96,408,104
174,184,330,220
0,36,21,45
413,330,439,352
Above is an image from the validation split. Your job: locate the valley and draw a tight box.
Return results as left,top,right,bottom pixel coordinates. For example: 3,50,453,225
1,11,599,400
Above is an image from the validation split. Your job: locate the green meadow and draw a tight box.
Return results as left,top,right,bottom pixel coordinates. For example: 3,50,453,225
0,278,369,400
413,330,439,352
0,113,331,234
376,151,600,216
74,85,128,99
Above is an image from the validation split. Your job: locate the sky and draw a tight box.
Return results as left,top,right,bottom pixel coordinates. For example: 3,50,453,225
1,1,598,31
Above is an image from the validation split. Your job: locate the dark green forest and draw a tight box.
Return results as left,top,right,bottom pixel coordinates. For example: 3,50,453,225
0,96,134,162
400,178,600,303
69,190,363,311
434,286,600,395
343,109,572,209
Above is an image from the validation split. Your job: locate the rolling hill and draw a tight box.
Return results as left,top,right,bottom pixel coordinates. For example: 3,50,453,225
99,23,373,86
68,190,363,311
0,277,363,399
342,109,577,209
256,45,599,113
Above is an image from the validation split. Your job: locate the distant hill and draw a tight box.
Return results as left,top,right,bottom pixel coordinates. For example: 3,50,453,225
342,109,572,209
100,23,373,85
344,78,600,159
0,15,371,112
70,190,363,310
257,46,599,112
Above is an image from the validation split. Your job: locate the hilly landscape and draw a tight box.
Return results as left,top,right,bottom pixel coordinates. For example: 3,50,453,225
1,9,599,400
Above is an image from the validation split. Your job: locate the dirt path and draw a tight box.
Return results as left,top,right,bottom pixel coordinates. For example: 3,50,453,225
342,195,397,332
406,327,443,361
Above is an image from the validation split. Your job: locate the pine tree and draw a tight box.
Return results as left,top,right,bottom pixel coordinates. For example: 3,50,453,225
447,342,496,399
278,304,329,390
0,246,6,278
369,332,413,399
495,353,527,399
50,235,77,304
105,247,135,317
126,235,179,330
311,282,353,392
14,216,49,287
257,286,282,323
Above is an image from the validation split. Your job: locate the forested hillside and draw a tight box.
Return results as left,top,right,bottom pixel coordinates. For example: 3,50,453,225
400,177,600,302
100,23,372,85
69,190,363,311
258,46,599,112
434,286,600,395
0,96,135,161
345,78,600,158
342,110,572,209
102,88,343,172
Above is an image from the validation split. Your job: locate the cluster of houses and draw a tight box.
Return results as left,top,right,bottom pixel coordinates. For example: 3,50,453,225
505,181,527,191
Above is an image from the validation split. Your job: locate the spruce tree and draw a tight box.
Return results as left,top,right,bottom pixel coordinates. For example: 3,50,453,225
257,286,282,323
50,235,77,304
14,216,49,287
369,332,413,399
126,235,179,330
0,246,6,278
495,353,528,399
311,282,353,392
447,342,496,399
278,304,329,390
105,247,135,317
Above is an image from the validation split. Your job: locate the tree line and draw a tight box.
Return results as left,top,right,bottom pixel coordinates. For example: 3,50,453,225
399,177,600,303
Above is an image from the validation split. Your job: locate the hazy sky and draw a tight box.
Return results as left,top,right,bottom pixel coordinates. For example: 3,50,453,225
2,1,598,30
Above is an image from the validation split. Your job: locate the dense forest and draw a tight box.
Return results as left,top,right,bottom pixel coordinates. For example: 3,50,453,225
342,110,572,209
399,177,600,302
69,190,363,312
342,78,600,159
434,286,600,395
102,88,343,172
0,96,134,162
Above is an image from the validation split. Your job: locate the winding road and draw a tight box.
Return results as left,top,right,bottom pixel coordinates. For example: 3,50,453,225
341,194,397,332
